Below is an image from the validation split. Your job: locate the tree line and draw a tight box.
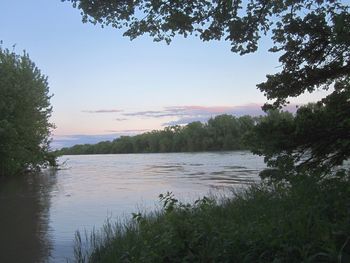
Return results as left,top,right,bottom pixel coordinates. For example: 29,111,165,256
57,114,257,155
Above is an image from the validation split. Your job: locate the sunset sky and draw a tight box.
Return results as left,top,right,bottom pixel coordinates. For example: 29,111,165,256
1,0,330,148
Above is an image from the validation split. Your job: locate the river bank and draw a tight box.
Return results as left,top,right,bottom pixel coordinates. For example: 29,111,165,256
74,171,350,263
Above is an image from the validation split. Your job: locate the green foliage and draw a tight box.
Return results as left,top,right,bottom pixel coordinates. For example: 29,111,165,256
73,169,350,263
57,114,256,155
246,84,350,178
0,46,55,176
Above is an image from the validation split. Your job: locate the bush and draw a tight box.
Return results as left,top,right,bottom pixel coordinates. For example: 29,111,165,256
73,170,350,263
0,46,55,176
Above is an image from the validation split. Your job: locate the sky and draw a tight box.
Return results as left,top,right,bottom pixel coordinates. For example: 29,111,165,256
0,0,330,148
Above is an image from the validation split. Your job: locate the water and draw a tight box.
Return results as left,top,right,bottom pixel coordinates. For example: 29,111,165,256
0,151,265,262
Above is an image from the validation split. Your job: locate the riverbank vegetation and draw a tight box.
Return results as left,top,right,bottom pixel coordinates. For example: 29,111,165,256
0,46,55,176
74,169,350,263
57,114,257,154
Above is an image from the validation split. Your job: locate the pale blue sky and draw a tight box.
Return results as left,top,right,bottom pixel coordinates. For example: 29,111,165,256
0,0,330,147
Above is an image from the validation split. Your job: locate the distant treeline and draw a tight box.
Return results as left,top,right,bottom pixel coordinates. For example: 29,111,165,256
57,114,259,155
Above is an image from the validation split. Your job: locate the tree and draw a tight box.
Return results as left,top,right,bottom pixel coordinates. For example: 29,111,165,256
183,121,207,151
64,0,350,174
65,0,349,107
0,47,55,176
247,84,350,178
208,114,241,150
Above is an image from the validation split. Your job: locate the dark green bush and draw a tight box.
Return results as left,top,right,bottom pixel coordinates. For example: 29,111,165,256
74,169,350,263
0,46,55,176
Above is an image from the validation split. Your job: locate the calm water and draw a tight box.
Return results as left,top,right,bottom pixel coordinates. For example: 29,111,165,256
0,151,265,262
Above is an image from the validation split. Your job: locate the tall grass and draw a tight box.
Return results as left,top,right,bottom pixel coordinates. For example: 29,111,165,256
73,170,350,263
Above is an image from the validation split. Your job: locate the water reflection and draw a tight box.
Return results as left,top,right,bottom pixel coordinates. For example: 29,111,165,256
0,170,57,263
0,151,266,262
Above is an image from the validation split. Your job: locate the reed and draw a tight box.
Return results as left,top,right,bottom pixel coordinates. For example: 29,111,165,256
73,170,350,263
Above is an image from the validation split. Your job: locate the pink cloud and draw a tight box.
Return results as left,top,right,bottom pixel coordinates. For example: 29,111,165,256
82,109,123,113
122,103,298,120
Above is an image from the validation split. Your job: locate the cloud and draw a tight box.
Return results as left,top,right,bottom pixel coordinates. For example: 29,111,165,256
159,104,299,126
121,104,267,123
121,103,299,126
115,118,128,121
162,116,212,126
104,129,149,133
168,105,266,116
122,104,274,119
82,109,123,113
165,105,240,114
122,110,173,117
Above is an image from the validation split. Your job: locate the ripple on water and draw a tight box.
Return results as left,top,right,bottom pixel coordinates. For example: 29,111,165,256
0,152,266,262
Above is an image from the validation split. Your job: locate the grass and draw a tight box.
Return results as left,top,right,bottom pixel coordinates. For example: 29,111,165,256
73,170,350,263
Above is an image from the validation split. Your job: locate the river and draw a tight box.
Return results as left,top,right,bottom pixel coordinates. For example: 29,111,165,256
0,151,265,262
